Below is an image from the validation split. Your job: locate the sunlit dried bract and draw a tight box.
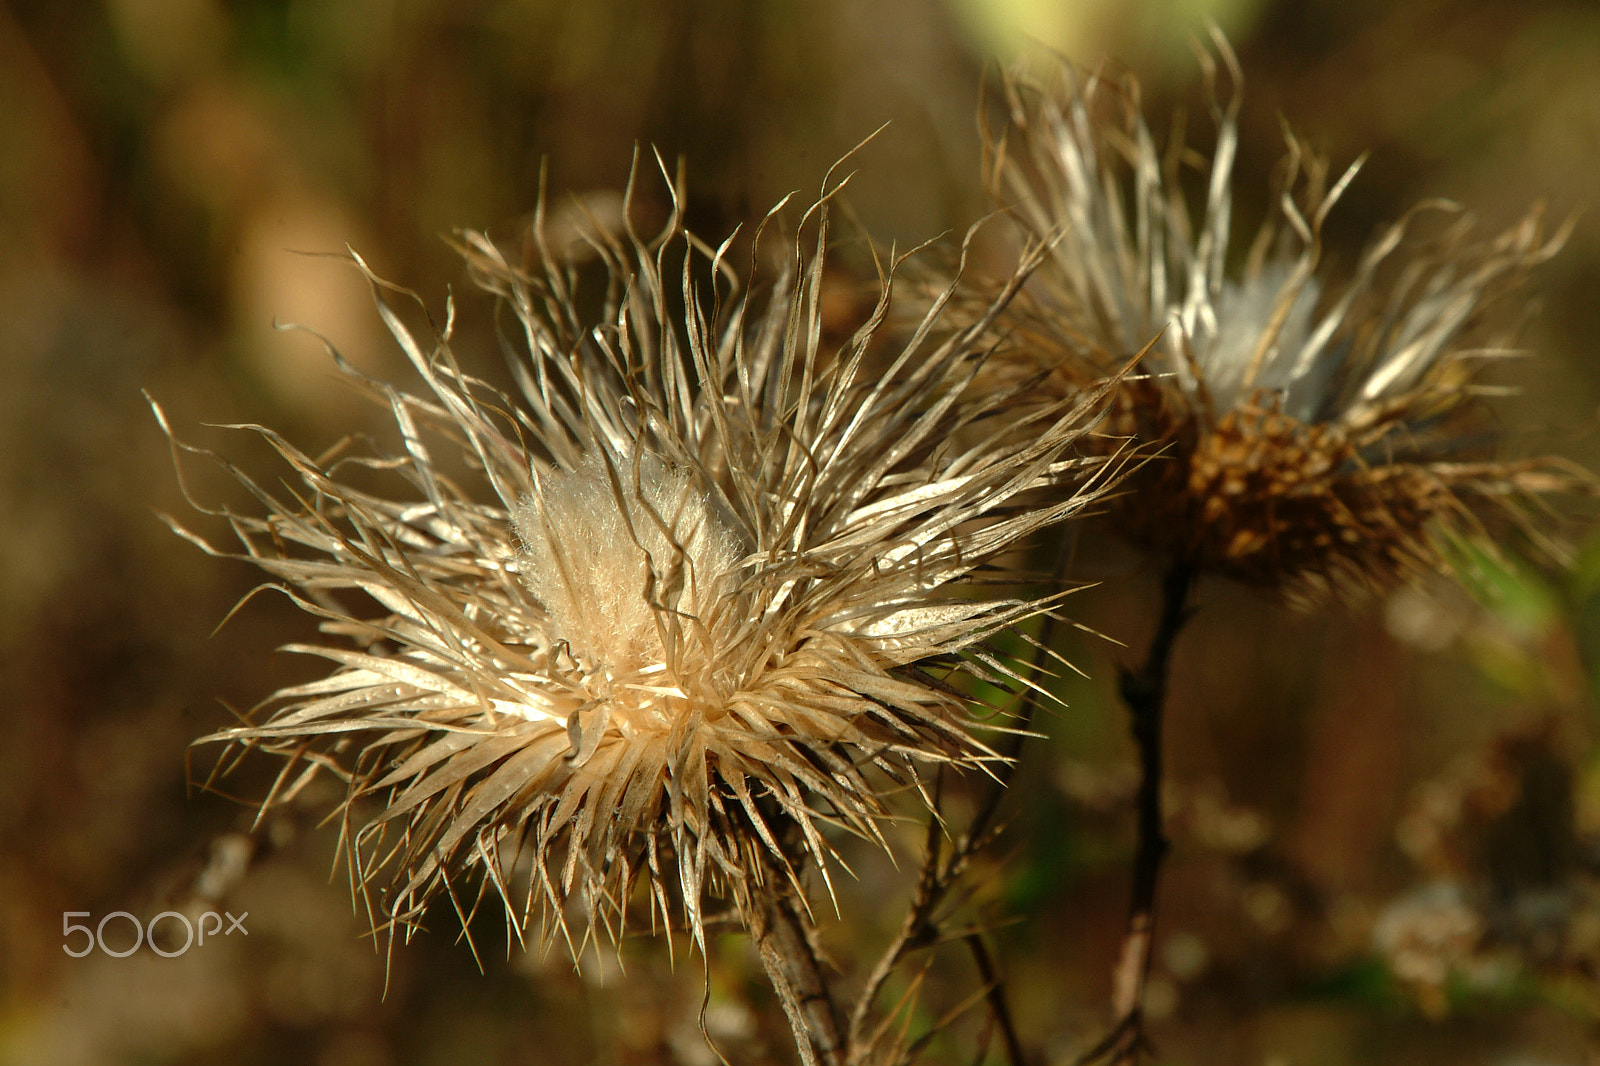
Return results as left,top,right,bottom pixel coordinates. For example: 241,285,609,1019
159,159,1111,960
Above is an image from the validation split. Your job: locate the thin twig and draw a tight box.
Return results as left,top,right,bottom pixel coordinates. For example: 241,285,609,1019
848,545,1077,1062
1081,562,1194,1065
848,786,948,1051
965,931,1026,1066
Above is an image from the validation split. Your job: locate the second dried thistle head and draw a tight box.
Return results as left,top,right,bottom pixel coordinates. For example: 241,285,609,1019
980,37,1582,603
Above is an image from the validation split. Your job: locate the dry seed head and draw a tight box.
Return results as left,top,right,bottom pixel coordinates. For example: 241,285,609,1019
983,34,1584,602
161,159,1111,958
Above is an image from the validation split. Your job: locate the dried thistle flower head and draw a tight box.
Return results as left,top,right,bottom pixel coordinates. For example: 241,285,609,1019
158,159,1108,958
984,35,1583,602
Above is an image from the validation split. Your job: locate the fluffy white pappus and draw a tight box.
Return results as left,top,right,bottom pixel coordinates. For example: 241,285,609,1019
161,155,1114,960
515,450,747,694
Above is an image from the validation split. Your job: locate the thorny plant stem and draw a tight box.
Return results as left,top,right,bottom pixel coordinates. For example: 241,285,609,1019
846,548,1077,1065
1082,562,1195,1065
846,791,948,1056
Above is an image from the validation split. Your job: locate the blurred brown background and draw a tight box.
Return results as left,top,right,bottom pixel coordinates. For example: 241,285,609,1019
4,1,1600,1063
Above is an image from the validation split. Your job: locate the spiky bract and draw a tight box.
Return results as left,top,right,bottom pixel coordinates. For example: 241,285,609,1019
164,162,1107,957
983,38,1577,601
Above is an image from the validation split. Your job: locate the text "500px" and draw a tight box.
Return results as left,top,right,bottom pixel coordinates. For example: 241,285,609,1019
63,911,248,958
